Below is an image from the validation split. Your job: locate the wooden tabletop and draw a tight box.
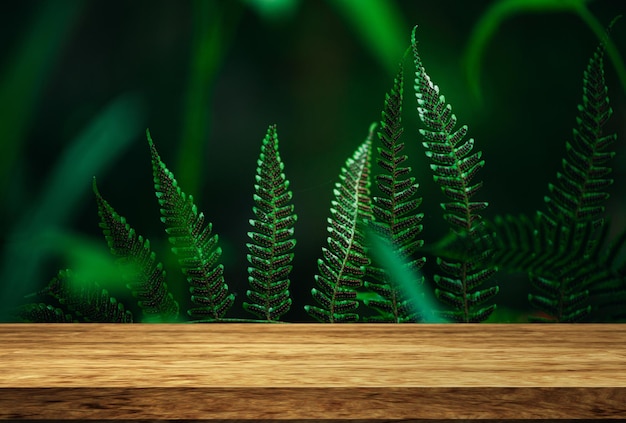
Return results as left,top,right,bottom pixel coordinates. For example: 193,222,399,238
0,323,625,420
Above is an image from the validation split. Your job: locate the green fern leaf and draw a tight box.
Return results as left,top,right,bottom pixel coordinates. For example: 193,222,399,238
93,178,179,322
147,130,234,321
478,213,609,322
484,212,618,322
530,32,620,322
485,213,601,278
305,127,374,323
365,65,426,322
42,269,133,323
244,125,296,321
412,26,497,322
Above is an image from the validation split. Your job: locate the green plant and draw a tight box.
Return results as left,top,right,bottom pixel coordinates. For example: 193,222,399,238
363,66,426,323
15,24,626,324
245,124,297,321
491,32,626,322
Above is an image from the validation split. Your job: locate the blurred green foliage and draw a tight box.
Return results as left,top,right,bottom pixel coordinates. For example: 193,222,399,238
176,0,242,198
0,0,85,199
0,0,624,322
328,0,408,75
367,231,449,323
0,94,145,320
464,0,626,102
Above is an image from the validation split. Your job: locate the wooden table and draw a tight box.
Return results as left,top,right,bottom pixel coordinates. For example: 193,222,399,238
0,324,625,420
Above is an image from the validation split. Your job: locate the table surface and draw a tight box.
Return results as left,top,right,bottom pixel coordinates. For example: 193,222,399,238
1,323,625,420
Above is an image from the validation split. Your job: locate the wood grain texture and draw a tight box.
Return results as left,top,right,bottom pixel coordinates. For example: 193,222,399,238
0,324,625,420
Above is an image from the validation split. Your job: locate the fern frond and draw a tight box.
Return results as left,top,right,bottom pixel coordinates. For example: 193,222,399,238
42,269,133,323
542,41,617,231
244,125,296,321
15,303,75,323
484,212,618,322
365,65,426,322
529,32,620,322
477,213,608,322
305,127,373,323
93,178,179,322
484,213,601,278
147,130,234,321
412,26,497,322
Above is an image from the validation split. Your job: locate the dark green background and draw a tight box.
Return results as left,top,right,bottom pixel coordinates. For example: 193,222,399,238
1,0,624,322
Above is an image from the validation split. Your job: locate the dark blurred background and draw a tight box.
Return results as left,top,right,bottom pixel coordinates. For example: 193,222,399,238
1,0,624,322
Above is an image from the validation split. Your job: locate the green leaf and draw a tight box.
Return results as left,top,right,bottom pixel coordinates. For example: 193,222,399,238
527,37,620,323
365,65,426,322
0,93,145,322
244,125,296,321
543,40,617,231
148,129,234,321
93,177,180,322
366,231,447,323
306,126,374,322
412,26,497,323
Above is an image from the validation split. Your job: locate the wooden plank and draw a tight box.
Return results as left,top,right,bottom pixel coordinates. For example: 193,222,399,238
0,324,625,420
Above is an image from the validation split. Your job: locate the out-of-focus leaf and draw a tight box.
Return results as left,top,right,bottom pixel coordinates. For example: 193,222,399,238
463,0,626,101
0,0,86,200
0,93,145,321
32,94,145,227
368,231,449,323
243,0,300,21
39,228,133,295
328,0,407,75
176,0,242,199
